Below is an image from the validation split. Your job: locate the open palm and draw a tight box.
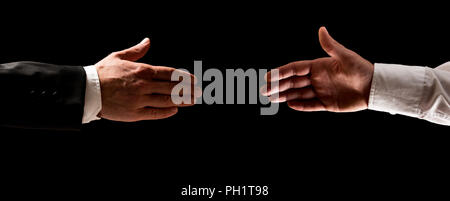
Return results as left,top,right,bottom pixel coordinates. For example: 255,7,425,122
263,27,374,112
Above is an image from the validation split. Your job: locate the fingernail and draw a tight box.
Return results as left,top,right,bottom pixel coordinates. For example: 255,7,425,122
139,38,149,44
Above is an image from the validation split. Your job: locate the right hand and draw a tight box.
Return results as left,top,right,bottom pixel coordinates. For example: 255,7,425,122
95,38,199,122
262,27,374,112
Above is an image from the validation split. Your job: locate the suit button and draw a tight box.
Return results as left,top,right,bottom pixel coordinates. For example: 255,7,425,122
30,90,35,95
41,90,47,96
52,91,58,96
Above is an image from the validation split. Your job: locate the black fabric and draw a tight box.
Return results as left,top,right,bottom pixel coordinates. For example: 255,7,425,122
0,62,86,130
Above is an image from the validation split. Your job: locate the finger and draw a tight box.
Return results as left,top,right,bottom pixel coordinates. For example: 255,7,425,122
318,27,352,59
145,80,197,96
132,63,197,84
269,87,315,103
139,94,196,108
287,99,326,111
265,61,311,82
137,107,178,120
145,81,181,95
262,76,311,96
152,65,197,83
116,38,151,61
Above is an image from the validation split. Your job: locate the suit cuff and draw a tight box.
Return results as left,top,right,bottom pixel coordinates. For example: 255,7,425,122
368,63,426,118
82,65,102,124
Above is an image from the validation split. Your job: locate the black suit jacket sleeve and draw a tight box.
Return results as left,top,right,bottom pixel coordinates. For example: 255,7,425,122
0,61,87,130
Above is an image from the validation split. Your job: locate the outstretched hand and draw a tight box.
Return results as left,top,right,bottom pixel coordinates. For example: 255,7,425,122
262,27,374,112
95,38,199,122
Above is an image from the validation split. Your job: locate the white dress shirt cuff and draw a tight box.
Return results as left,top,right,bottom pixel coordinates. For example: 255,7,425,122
82,65,102,124
368,63,426,118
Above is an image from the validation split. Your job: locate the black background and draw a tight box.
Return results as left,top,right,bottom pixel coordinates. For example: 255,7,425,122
1,1,449,200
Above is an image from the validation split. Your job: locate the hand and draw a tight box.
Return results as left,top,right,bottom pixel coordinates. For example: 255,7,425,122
95,38,198,122
262,27,374,112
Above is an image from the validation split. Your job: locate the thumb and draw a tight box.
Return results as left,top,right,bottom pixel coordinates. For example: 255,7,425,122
318,27,349,58
116,38,151,61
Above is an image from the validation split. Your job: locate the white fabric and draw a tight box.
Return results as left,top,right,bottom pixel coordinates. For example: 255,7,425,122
368,63,450,126
82,65,102,124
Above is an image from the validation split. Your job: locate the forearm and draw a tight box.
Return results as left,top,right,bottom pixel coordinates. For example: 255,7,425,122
0,61,86,130
368,63,450,126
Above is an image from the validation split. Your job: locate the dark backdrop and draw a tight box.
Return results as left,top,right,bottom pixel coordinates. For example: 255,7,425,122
1,1,449,200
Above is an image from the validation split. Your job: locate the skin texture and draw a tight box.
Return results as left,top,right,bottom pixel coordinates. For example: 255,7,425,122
95,38,199,122
262,27,374,112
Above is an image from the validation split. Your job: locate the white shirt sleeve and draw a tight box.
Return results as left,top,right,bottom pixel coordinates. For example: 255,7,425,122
82,65,102,124
368,62,450,126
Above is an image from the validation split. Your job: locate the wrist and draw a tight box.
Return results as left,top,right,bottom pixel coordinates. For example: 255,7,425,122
364,63,375,108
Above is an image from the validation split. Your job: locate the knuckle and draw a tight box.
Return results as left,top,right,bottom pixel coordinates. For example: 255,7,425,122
170,82,178,89
287,62,297,75
147,108,156,115
135,65,156,78
161,95,172,103
134,80,148,89
146,109,159,118
133,80,149,93
288,79,295,89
